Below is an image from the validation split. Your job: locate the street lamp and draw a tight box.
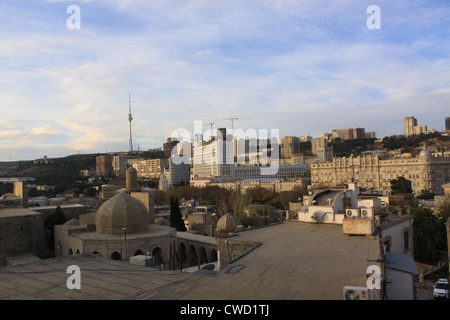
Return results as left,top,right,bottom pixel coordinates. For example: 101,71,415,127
122,226,128,260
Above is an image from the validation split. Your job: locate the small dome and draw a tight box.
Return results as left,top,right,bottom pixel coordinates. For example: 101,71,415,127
127,166,137,173
216,213,241,232
154,217,169,226
419,145,431,158
64,218,79,226
95,192,149,234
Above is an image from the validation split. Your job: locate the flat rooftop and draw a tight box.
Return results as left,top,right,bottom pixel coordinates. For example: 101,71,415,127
0,221,380,300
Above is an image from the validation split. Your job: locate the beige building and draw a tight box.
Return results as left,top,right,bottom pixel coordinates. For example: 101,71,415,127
404,116,417,137
130,158,168,179
99,184,121,200
280,136,300,157
96,155,113,177
310,145,450,195
404,116,428,137
210,177,310,194
332,128,365,140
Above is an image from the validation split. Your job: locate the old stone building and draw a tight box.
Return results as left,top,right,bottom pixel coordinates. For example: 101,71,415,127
311,145,450,195
54,192,178,268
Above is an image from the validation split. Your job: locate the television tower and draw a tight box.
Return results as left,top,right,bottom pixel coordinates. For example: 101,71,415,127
128,94,133,153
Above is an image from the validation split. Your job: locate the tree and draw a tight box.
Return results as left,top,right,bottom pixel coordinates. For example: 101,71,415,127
170,196,186,231
411,205,447,264
390,176,413,194
43,206,67,250
416,189,435,200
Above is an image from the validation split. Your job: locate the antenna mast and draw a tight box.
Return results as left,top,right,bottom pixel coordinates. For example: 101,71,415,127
128,94,133,153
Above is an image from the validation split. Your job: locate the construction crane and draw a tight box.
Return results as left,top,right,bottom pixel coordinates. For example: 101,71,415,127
204,122,215,141
210,117,238,131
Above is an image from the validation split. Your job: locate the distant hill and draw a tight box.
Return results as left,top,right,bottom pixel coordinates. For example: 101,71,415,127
0,154,98,186
0,161,20,175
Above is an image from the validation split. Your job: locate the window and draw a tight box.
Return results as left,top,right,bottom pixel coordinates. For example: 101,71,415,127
403,228,410,253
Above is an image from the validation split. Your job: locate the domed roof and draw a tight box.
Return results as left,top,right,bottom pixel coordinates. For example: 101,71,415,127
154,217,169,226
64,218,79,226
95,192,149,234
216,213,241,232
127,166,137,173
419,145,431,158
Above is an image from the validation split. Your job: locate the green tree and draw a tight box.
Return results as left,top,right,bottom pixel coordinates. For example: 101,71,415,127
170,196,186,231
43,206,67,250
416,189,435,200
390,176,413,194
246,186,275,205
411,205,447,264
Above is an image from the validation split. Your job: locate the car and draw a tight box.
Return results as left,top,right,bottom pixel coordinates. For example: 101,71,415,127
433,279,449,299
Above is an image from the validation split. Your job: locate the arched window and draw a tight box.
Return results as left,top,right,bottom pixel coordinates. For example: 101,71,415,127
111,251,121,260
152,247,163,267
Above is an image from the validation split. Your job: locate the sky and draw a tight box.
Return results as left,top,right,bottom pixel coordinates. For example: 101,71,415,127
0,0,449,161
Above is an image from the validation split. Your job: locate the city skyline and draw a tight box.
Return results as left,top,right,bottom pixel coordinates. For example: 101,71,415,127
1,0,449,161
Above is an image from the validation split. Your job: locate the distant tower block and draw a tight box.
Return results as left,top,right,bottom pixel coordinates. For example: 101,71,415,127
128,94,133,153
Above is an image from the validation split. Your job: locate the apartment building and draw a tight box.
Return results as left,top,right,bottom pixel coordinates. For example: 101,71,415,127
331,128,365,140
130,158,168,178
310,145,450,195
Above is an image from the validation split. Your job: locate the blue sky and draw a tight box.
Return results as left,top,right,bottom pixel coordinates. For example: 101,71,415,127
0,0,449,161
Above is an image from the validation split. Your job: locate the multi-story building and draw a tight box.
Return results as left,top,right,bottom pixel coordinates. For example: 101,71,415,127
404,116,417,137
112,155,127,178
163,137,179,158
310,145,450,195
130,158,168,179
413,125,427,135
164,157,191,187
96,155,113,177
331,128,365,140
280,136,300,157
446,117,450,131
311,137,327,155
99,184,121,200
192,131,305,182
311,137,333,163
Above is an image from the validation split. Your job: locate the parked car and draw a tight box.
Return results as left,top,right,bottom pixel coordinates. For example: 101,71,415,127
433,279,449,299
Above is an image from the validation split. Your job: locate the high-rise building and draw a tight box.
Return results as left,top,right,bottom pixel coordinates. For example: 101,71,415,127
112,155,127,178
404,116,417,137
96,155,113,177
280,136,300,157
331,128,365,140
163,137,179,158
445,117,450,131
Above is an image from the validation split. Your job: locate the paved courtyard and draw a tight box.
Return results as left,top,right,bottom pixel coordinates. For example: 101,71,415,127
0,221,380,300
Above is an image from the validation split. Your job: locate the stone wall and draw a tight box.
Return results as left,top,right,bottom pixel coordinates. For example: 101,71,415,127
216,237,260,270
0,209,45,266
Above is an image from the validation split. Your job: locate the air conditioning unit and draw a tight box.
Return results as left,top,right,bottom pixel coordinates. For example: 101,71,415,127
343,286,371,300
360,208,374,218
345,209,360,218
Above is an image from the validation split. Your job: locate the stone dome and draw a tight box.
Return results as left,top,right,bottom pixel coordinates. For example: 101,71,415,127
154,217,169,226
419,145,431,158
64,218,79,226
216,213,241,232
95,192,149,234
